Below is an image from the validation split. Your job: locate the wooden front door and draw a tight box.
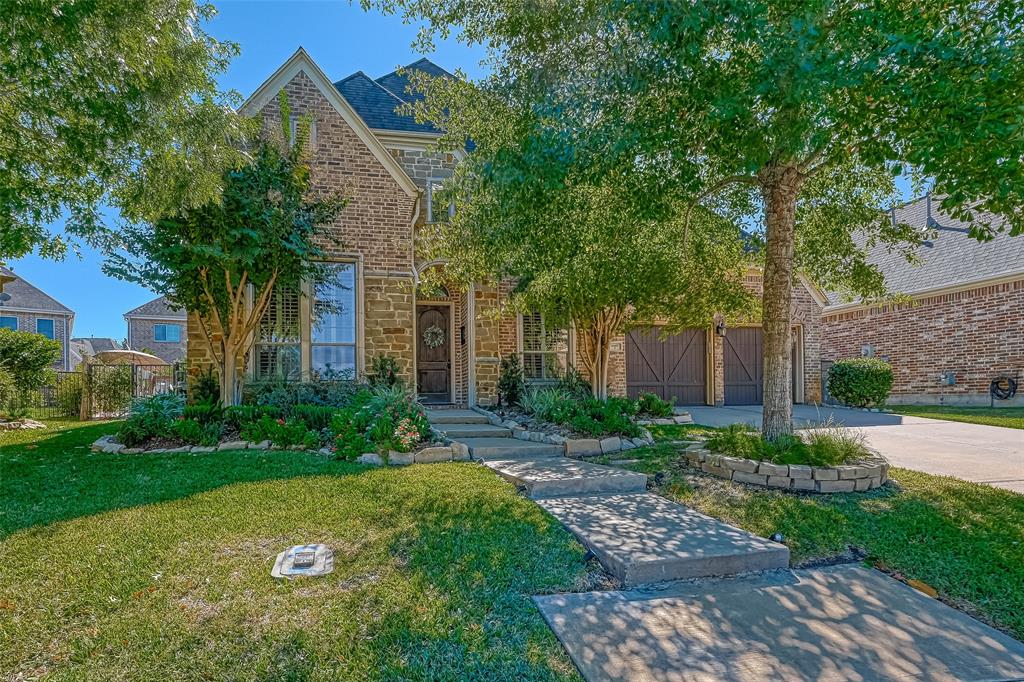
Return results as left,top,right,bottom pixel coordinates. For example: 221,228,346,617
626,327,707,405
416,305,451,403
724,327,763,405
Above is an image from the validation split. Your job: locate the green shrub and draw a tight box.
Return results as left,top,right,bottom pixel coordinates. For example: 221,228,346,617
519,387,563,421
90,365,133,415
368,354,401,387
243,378,368,409
223,404,282,432
759,434,809,465
290,404,335,431
327,386,430,458
183,402,224,426
55,372,84,418
519,388,640,437
827,358,893,407
118,393,185,447
637,392,674,418
171,418,222,446
188,368,220,405
802,421,871,466
497,354,526,406
704,423,763,459
240,415,320,449
556,366,592,400
704,420,869,467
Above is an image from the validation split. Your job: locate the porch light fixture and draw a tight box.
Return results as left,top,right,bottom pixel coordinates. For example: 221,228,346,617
715,321,726,337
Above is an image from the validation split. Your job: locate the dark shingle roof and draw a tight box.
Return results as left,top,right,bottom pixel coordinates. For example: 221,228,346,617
0,266,73,314
124,296,186,319
71,337,122,357
826,195,1024,306
333,58,450,135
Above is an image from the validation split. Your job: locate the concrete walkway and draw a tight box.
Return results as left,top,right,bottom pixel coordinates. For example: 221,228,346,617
535,564,1024,681
686,404,1024,493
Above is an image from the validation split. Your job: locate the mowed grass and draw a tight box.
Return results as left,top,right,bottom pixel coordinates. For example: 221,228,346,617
0,421,591,680
888,405,1024,430
597,434,1024,641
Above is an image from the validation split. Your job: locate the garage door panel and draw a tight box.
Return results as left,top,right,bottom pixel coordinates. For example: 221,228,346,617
627,328,706,405
724,327,763,405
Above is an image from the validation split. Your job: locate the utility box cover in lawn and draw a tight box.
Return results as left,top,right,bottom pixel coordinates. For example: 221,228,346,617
272,544,334,579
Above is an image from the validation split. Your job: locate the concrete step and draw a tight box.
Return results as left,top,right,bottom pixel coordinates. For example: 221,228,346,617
458,437,564,459
537,493,789,587
426,408,490,424
486,458,648,499
434,423,512,439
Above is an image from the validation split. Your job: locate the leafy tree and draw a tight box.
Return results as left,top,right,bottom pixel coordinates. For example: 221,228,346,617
375,0,1024,437
1,0,250,261
412,81,752,397
0,328,61,416
106,97,347,405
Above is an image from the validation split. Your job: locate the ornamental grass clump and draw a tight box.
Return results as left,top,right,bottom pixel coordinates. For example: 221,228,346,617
705,420,872,467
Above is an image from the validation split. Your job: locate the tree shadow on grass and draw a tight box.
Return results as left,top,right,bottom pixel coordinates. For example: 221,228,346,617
0,421,365,539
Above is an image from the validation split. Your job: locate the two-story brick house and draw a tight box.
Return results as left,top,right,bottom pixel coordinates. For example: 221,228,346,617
0,266,75,370
125,296,187,364
187,48,825,407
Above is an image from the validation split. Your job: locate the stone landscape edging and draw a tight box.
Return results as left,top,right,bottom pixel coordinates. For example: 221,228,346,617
682,442,889,493
469,406,656,455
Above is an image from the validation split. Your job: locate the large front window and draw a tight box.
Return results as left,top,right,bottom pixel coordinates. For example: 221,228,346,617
521,311,570,382
254,285,301,380
311,263,356,379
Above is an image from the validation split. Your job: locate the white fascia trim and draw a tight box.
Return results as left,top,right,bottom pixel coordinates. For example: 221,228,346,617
240,48,419,200
372,129,443,149
823,269,1024,314
796,272,830,308
0,307,73,317
126,315,188,323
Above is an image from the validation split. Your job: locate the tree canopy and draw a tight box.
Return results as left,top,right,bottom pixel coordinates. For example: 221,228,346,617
1,0,250,261
377,0,1024,435
106,102,347,404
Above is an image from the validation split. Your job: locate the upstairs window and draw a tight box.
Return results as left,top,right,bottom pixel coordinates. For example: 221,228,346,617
426,178,455,223
289,116,317,150
1,316,18,331
36,318,55,339
154,324,181,343
521,311,570,382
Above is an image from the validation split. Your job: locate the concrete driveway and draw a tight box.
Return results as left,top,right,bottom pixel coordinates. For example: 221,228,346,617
684,404,1024,494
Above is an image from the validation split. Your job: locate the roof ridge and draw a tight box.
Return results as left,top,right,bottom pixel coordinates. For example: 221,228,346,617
336,70,407,104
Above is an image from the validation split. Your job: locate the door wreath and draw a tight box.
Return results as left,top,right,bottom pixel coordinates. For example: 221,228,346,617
423,324,445,349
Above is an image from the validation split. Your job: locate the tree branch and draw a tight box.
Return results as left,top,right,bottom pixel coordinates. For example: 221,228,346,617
684,174,759,246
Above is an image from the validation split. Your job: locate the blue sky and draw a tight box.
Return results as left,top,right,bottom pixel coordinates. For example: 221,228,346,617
8,0,486,340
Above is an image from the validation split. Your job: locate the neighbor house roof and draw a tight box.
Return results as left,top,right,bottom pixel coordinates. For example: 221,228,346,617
124,296,186,319
0,266,73,314
825,195,1024,307
334,58,452,135
71,337,123,357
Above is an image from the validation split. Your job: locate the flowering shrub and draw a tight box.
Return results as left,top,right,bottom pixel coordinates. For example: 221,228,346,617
240,415,320,449
329,386,431,460
394,418,421,451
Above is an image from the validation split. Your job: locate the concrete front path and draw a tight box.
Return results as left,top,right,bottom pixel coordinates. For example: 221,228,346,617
535,564,1024,682
686,405,1024,493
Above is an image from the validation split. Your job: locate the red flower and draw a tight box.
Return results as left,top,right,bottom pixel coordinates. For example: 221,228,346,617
276,418,286,425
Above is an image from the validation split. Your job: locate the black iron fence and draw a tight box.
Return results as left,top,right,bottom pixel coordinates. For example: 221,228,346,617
23,363,185,421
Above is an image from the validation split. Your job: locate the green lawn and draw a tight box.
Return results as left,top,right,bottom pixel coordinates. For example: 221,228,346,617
596,436,1024,641
888,405,1024,430
0,420,592,680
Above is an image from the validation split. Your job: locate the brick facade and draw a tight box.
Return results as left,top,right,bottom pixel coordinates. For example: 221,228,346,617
0,311,72,370
822,278,1024,406
127,318,186,364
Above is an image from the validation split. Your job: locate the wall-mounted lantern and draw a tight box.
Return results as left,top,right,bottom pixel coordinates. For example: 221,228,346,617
715,321,727,337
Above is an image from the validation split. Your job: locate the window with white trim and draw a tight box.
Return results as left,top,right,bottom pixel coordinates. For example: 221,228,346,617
0,316,17,331
426,178,455,223
289,116,317,150
521,311,570,382
36,318,55,339
254,285,301,380
311,263,357,379
154,323,181,343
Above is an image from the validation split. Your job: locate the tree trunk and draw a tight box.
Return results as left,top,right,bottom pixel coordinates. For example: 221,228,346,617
220,344,238,407
759,165,803,441
575,308,623,401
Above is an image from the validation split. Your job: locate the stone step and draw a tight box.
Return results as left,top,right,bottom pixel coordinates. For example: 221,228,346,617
434,423,512,439
486,458,648,499
537,493,789,587
426,408,490,425
458,437,564,459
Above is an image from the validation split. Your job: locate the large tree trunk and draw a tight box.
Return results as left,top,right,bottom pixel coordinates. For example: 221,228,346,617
759,165,803,441
575,307,624,401
220,344,238,407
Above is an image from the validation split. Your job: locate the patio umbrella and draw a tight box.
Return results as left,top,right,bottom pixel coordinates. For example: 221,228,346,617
92,350,169,366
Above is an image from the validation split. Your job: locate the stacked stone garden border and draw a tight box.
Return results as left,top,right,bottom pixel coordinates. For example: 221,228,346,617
682,442,889,493
91,434,470,466
467,406,659,456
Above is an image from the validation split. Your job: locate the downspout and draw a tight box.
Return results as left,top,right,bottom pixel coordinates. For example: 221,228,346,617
467,282,477,407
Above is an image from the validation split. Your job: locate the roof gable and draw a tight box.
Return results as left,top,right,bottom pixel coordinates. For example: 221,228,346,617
0,266,73,314
240,48,419,199
124,295,186,319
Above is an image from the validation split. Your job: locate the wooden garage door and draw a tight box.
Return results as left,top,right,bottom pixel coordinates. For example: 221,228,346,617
626,328,706,405
724,327,763,405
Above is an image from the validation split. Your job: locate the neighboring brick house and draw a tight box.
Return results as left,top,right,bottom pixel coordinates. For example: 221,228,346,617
125,296,187,364
187,48,826,407
822,195,1024,406
0,266,75,370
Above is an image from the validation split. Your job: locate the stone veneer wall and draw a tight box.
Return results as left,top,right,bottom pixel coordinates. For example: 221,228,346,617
187,69,418,382
822,278,1024,406
474,285,502,405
